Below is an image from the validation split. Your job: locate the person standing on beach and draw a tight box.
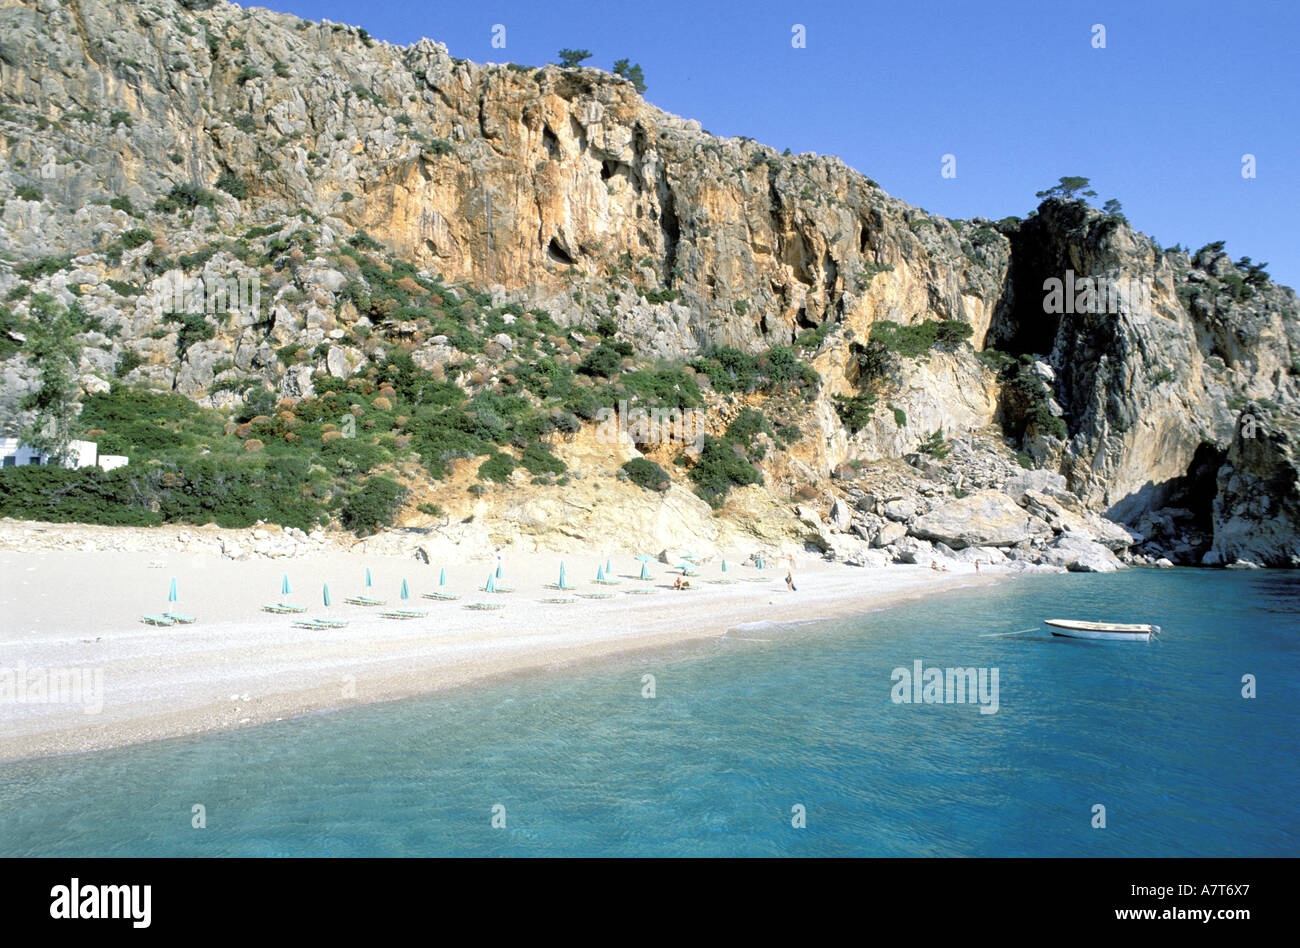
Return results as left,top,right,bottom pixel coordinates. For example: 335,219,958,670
785,570,796,592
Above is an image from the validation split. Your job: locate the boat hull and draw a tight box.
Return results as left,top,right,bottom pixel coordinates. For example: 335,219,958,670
1045,618,1159,642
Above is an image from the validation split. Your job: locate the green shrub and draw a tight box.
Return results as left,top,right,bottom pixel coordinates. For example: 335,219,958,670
13,185,41,201
120,228,154,249
689,436,761,507
16,255,72,281
114,350,143,378
622,457,670,491
519,442,566,475
918,428,950,459
341,476,407,535
833,393,877,433
477,451,517,482
162,312,216,358
155,183,217,213
578,340,633,377
869,318,972,358
215,172,248,199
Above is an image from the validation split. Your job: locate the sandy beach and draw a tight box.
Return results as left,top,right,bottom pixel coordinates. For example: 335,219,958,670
0,534,1004,763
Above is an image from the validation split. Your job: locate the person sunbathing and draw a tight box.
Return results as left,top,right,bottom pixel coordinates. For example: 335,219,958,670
673,576,683,590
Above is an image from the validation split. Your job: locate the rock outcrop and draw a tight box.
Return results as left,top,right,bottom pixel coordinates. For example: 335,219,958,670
0,0,1296,566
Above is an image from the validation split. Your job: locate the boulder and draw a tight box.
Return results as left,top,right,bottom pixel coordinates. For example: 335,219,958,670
828,497,853,531
890,536,933,564
872,521,907,548
882,499,916,522
1040,535,1123,572
909,489,1052,549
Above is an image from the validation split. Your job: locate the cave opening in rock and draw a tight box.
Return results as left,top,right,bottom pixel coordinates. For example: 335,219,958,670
547,238,575,265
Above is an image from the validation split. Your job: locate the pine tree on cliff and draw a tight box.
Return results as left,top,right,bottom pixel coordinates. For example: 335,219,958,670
1035,176,1098,202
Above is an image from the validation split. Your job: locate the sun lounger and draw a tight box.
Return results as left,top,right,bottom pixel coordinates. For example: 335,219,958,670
293,618,350,630
140,614,176,626
344,596,387,606
464,602,505,611
262,603,307,614
482,585,515,593
543,583,578,591
163,612,196,623
422,591,462,601
380,609,428,619
576,592,615,600
541,597,577,604
592,578,622,586
625,588,657,595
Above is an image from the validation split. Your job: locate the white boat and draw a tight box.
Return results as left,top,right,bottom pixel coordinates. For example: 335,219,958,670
1044,619,1160,642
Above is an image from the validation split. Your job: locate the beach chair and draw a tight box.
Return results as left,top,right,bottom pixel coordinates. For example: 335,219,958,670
576,592,615,600
541,597,577,604
162,612,196,623
262,603,307,614
292,617,346,630
464,602,505,611
422,591,462,601
344,595,387,606
380,609,428,620
624,588,657,595
140,614,176,626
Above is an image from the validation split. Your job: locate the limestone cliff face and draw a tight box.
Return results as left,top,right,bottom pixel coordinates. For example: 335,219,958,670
1,0,1297,564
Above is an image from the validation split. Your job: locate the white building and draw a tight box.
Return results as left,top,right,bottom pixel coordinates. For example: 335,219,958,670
0,438,127,471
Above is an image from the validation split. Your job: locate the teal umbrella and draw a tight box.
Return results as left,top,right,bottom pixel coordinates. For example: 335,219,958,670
496,563,504,579
323,583,331,607
596,565,605,581
281,574,291,595
400,578,410,600
439,567,447,587
365,567,372,587
757,555,765,569
606,558,612,575
486,573,497,593
721,559,728,573
639,562,650,580
168,577,178,602
558,562,567,587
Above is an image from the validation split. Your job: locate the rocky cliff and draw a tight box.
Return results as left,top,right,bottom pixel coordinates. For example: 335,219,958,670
1,0,1296,566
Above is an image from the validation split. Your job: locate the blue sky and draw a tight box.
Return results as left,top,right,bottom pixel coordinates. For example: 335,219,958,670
263,0,1300,289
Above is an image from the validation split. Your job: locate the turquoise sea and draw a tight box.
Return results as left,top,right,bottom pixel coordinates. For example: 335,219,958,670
1,569,1296,857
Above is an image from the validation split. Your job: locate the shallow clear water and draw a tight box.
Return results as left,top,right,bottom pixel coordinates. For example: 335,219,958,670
1,569,1296,856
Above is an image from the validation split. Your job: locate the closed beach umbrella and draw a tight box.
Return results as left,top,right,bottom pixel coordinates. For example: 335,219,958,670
439,567,447,587
559,562,567,587
639,562,650,580
323,583,331,607
757,555,765,569
606,558,612,575
401,578,410,600
168,577,178,602
496,562,504,579
365,567,372,587
722,559,728,573
597,565,606,581
282,574,291,596
486,573,497,593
